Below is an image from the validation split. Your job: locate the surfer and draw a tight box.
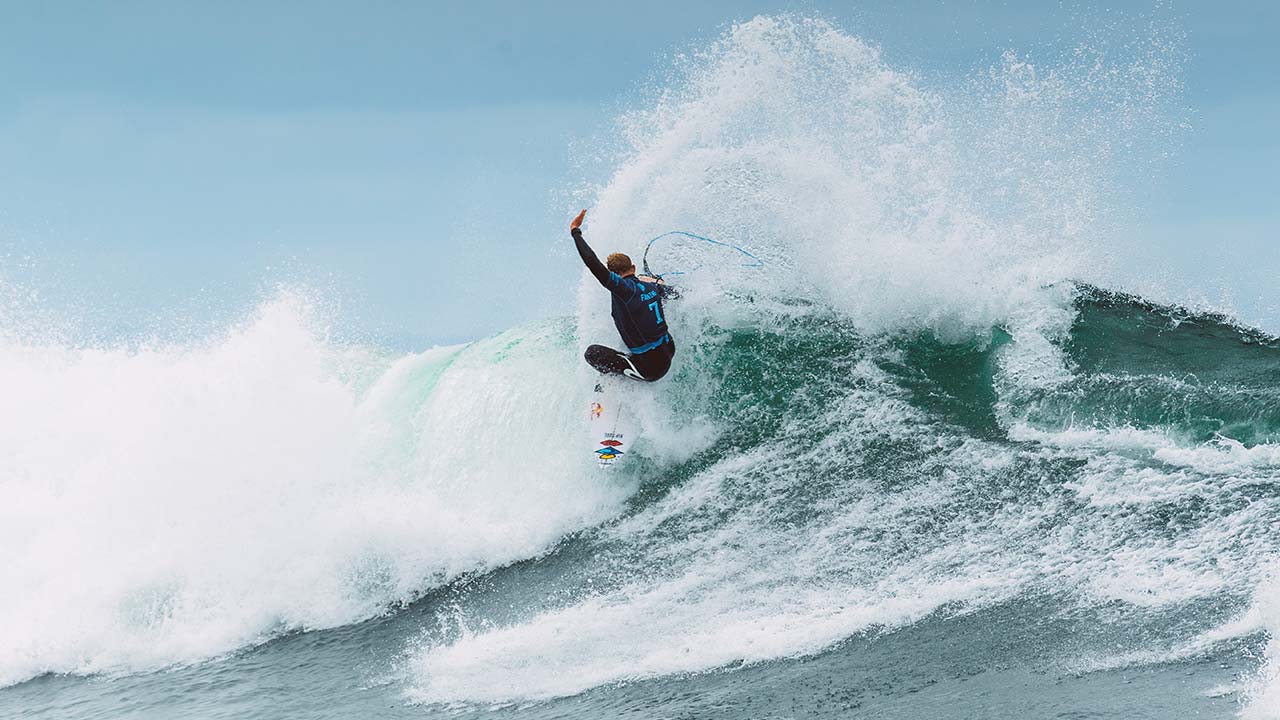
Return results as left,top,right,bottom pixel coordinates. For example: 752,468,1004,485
570,209,676,381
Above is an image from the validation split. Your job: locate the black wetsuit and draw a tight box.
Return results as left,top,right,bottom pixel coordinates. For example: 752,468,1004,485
572,227,676,381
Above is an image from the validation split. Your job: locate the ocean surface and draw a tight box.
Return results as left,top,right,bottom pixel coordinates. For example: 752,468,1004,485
4,16,1278,720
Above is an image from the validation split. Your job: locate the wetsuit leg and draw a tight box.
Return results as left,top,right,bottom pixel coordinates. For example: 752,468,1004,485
585,340,676,382
584,344,640,378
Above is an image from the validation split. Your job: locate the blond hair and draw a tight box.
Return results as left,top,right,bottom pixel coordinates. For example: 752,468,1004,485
606,252,634,274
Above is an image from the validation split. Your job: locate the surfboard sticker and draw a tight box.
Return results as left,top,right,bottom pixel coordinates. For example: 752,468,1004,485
589,381,631,468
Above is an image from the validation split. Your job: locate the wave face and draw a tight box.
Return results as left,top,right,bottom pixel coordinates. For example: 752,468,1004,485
5,13,1274,720
407,287,1280,706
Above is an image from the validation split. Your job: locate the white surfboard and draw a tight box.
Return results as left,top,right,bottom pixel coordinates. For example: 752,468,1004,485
588,379,633,468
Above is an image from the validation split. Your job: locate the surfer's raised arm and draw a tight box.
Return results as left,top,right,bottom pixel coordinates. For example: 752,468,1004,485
570,209,613,288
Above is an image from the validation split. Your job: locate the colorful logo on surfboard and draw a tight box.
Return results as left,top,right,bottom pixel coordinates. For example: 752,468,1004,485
596,438,624,460
589,401,603,419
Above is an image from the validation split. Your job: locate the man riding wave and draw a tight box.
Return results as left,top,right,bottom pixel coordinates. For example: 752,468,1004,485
570,209,676,381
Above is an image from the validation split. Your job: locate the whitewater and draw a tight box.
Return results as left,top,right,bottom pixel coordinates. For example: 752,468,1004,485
5,15,1280,720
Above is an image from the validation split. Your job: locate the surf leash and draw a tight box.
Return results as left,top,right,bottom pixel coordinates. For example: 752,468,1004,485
640,231,766,279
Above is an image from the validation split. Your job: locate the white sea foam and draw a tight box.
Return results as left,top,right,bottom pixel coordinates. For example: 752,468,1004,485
410,363,1029,703
1242,573,1280,719
0,291,627,687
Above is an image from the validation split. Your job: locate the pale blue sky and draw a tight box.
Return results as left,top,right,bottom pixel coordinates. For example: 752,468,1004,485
1,1,1276,344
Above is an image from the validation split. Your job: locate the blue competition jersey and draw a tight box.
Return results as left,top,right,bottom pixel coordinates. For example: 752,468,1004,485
572,227,674,354
604,272,671,353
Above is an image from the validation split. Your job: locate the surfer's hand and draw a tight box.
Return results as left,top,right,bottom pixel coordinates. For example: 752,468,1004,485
570,209,586,231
